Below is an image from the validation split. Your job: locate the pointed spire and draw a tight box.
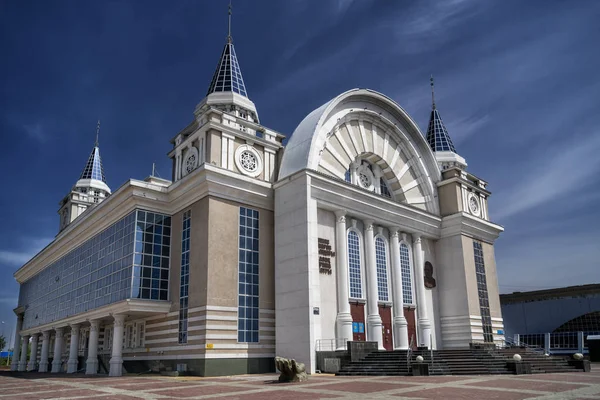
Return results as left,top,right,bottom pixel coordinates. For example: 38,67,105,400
206,2,249,98
79,122,107,183
426,76,457,153
95,120,100,147
227,0,232,44
430,75,436,110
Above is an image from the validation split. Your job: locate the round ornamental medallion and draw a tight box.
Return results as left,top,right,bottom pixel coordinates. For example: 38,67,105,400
468,194,480,216
234,145,263,178
181,146,199,177
359,172,371,189
185,154,197,173
239,150,258,173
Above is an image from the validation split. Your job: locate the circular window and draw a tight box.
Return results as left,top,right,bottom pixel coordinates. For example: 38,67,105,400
359,172,371,188
181,146,199,177
234,145,263,178
356,163,375,191
239,150,258,173
468,193,480,216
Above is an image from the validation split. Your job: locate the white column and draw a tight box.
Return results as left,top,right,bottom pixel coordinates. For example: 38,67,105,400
38,331,51,372
51,328,65,373
27,333,39,371
109,314,125,377
67,323,80,373
350,161,359,184
372,166,382,194
175,150,181,181
364,220,384,350
389,228,409,349
10,315,23,371
413,234,431,348
86,320,100,375
334,211,353,349
18,334,29,371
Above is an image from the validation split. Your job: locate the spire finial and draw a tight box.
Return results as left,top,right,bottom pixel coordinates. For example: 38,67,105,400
227,1,232,44
95,120,100,147
430,75,436,110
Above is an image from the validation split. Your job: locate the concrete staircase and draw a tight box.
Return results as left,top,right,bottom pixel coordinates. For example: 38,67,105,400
336,348,580,376
498,348,579,374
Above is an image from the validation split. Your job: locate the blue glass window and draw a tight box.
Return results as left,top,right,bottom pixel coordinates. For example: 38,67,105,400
238,207,259,343
400,243,413,304
178,210,191,344
473,241,494,343
375,238,389,301
347,231,362,298
344,169,351,183
132,210,171,302
18,211,139,330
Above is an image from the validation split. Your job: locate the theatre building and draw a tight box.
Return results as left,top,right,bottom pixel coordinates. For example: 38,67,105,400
11,20,506,376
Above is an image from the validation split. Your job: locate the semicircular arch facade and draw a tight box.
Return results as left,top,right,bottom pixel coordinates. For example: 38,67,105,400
312,101,440,213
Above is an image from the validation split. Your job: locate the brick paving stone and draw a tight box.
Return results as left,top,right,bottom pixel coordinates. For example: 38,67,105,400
315,381,416,393
0,384,73,395
467,377,589,392
66,396,154,400
372,375,474,384
221,389,343,399
396,386,539,400
150,384,251,398
515,373,600,384
106,381,204,390
7,389,102,400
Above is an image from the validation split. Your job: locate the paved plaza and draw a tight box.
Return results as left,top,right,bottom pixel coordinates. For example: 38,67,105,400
1,369,600,400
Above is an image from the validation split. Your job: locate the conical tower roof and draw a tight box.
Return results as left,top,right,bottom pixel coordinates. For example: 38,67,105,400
425,76,466,170
426,108,457,153
79,145,106,183
206,41,248,98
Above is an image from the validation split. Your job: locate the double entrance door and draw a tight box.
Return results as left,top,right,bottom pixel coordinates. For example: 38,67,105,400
349,303,417,351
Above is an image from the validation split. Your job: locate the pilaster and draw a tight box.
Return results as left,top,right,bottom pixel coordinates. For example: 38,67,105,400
364,220,384,349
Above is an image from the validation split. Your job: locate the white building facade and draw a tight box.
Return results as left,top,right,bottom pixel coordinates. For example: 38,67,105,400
11,18,505,376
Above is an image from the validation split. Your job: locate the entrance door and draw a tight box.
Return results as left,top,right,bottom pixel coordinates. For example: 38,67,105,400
379,306,393,351
350,303,365,341
404,307,417,349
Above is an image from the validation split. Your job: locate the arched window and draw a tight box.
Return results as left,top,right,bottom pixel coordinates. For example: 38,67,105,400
380,178,392,198
347,230,362,298
399,243,413,304
344,169,351,183
375,237,389,301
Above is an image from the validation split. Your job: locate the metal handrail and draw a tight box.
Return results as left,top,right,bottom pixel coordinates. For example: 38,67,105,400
315,338,348,352
503,335,545,355
406,335,415,369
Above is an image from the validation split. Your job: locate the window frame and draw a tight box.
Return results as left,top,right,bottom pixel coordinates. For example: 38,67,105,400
398,239,415,306
374,234,391,303
346,227,366,300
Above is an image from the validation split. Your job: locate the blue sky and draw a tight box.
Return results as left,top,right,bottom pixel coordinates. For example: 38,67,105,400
1,0,599,341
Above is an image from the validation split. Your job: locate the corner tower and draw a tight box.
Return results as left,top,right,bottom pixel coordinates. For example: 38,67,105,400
58,121,111,232
426,76,467,171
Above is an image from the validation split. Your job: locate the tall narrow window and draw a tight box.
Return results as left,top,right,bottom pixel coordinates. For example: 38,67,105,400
347,231,362,298
375,237,389,301
473,241,494,343
399,243,413,304
380,178,392,198
238,207,259,343
344,169,351,183
178,210,191,344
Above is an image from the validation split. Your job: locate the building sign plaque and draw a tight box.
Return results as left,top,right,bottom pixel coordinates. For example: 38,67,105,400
318,238,335,275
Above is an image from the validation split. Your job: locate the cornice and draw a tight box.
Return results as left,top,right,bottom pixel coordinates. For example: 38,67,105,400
276,169,442,239
19,299,172,335
15,165,274,284
440,212,504,244
437,176,492,196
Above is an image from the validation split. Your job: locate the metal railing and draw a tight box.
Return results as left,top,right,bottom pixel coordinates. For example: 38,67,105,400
406,335,415,369
315,338,348,351
511,331,600,355
503,334,545,354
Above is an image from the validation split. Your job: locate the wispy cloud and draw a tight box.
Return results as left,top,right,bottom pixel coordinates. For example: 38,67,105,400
22,123,48,142
497,230,600,293
493,134,600,220
0,237,53,267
